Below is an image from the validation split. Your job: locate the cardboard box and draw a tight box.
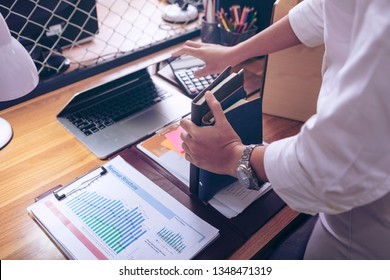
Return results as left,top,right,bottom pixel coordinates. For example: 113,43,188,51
262,0,324,121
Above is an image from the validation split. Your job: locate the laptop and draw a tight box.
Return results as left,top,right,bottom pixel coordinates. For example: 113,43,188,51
57,58,191,159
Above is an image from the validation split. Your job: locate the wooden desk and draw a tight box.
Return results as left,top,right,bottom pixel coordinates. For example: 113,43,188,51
0,45,303,260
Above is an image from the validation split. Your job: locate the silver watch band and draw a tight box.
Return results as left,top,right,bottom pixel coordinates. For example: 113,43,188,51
242,144,258,163
238,144,262,190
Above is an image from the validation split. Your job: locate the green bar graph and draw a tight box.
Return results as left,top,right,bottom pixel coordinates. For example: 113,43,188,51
66,191,147,254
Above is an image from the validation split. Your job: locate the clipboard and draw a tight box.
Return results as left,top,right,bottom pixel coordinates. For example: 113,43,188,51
27,155,244,260
28,156,221,260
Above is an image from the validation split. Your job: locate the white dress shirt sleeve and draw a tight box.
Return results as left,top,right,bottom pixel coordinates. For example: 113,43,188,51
264,0,390,215
289,0,324,47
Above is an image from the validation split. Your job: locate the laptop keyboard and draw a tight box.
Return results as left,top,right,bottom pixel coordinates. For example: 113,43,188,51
66,80,171,136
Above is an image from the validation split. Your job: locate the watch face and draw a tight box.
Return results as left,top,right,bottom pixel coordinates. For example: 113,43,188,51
237,166,251,188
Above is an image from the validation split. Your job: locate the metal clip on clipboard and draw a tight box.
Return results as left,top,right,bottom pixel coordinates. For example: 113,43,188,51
53,166,108,201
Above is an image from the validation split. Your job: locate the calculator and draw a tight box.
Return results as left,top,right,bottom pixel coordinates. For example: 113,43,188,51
168,55,218,98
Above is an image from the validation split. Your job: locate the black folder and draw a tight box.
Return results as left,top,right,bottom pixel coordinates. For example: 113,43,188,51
189,67,263,201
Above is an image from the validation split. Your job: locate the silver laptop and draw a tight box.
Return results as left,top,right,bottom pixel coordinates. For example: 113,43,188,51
57,58,191,159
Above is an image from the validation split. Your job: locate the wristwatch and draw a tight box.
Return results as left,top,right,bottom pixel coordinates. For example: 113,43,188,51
236,144,262,190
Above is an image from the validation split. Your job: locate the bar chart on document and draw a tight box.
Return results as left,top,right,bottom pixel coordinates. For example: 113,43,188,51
64,192,151,255
64,190,203,257
28,157,218,260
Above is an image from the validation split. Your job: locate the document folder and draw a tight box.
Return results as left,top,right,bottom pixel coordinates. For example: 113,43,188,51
190,67,263,201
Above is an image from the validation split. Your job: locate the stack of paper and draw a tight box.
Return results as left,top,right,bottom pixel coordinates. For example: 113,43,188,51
137,123,272,218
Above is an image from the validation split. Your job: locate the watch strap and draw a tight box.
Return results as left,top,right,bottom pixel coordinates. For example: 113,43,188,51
238,144,262,190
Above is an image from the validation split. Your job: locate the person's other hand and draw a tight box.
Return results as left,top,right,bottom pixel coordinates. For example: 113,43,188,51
172,41,238,78
180,91,244,177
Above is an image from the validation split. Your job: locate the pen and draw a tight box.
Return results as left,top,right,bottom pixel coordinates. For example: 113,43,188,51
239,6,248,25
216,11,229,30
246,17,257,32
217,5,257,33
230,5,240,25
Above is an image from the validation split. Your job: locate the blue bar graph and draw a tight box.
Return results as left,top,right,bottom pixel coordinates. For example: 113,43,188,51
66,191,147,254
157,227,187,253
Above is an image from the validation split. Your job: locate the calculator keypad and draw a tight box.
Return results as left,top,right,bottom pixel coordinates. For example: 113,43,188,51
175,66,218,97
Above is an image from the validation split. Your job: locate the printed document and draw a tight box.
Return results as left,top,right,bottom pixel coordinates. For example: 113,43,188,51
27,156,219,260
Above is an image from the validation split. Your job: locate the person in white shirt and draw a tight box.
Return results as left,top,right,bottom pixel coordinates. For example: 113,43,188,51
173,0,390,259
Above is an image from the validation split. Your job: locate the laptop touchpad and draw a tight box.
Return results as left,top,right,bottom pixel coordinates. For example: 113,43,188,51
123,110,170,138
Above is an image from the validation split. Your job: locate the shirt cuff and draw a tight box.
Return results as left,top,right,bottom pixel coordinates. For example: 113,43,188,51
264,136,318,215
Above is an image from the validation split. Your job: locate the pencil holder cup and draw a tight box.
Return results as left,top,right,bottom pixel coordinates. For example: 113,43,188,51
201,19,220,44
219,25,258,46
